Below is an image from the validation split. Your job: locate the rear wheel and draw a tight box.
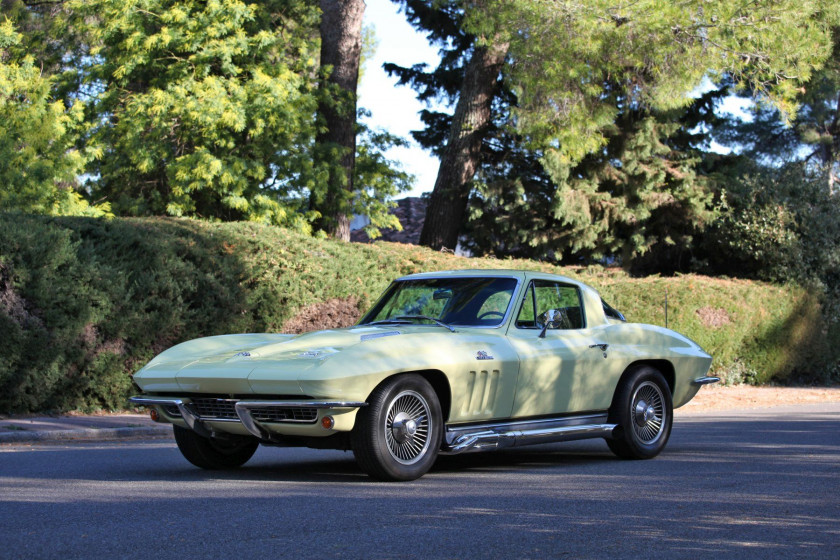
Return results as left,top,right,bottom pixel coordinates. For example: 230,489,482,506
607,366,673,459
352,374,443,481
173,425,258,469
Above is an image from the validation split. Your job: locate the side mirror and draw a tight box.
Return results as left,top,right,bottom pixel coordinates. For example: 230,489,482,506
433,288,453,300
537,309,564,338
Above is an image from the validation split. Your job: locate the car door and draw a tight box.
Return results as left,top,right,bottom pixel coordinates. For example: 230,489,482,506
506,279,619,417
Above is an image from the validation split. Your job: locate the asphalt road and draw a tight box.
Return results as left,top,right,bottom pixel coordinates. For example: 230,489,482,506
1,404,838,560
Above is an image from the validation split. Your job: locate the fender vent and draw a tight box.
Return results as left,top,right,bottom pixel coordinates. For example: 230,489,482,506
462,370,501,416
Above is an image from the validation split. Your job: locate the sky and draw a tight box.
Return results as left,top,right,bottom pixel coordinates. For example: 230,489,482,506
357,0,442,198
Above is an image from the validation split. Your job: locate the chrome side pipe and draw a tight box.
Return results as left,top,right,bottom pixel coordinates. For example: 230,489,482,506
692,376,721,385
446,423,617,454
443,414,617,454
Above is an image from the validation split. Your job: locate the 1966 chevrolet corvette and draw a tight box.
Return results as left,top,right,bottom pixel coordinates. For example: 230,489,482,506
131,269,717,480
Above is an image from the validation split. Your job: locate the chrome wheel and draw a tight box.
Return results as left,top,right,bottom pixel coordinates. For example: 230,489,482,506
631,381,665,444
384,390,431,465
352,374,443,481
607,366,673,460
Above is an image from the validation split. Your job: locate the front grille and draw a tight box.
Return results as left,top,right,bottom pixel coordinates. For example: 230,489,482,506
252,407,318,423
192,398,238,419
161,398,318,424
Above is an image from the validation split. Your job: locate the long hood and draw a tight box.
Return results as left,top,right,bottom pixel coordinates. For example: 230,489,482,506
133,325,511,398
133,326,437,395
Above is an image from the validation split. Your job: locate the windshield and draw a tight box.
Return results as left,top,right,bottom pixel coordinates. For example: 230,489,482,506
360,277,518,327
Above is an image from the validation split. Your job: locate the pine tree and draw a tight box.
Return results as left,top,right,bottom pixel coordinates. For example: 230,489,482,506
714,29,840,194
397,0,840,256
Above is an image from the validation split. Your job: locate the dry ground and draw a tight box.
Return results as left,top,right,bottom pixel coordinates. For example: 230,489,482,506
675,384,840,414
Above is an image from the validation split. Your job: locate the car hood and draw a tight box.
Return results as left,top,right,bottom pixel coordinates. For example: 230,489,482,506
133,326,421,394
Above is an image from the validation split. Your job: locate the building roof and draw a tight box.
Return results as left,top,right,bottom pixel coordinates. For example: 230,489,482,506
350,197,427,245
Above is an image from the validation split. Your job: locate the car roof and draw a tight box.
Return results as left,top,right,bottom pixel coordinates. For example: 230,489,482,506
396,269,585,288
394,269,608,327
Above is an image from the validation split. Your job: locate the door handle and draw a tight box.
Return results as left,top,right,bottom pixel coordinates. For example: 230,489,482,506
589,343,609,352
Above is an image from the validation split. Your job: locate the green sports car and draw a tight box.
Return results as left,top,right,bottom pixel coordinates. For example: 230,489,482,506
131,269,716,480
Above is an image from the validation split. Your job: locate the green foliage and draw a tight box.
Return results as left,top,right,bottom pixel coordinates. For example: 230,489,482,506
0,19,108,217
713,29,840,193
392,0,839,261
699,164,840,339
466,110,717,262
596,273,829,385
67,0,322,229
1,1,413,240
471,0,839,255
467,0,840,155
0,215,833,413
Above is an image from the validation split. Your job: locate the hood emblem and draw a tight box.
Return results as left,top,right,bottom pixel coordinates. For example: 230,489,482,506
476,350,494,361
233,352,251,358
297,347,339,359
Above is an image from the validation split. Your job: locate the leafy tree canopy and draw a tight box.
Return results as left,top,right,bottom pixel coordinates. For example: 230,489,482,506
390,0,839,262
63,0,323,230
0,0,413,237
0,19,109,217
465,0,840,158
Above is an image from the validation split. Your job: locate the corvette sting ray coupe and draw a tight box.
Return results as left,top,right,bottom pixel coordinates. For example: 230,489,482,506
130,269,717,481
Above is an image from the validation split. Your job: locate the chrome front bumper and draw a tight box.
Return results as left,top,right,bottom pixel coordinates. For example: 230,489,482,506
129,396,367,440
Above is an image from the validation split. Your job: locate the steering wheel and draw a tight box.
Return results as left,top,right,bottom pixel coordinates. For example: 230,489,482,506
477,311,505,320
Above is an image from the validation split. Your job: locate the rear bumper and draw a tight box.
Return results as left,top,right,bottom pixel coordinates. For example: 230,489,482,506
129,396,366,440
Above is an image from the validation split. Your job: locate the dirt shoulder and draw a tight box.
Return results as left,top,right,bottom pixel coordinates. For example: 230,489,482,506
676,384,840,415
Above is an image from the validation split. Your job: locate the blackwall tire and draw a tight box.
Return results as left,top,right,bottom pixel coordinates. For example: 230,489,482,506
173,425,258,469
352,374,443,481
607,366,673,460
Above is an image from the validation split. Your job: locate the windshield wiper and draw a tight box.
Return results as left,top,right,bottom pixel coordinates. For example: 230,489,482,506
393,315,456,332
368,319,412,325
368,315,456,332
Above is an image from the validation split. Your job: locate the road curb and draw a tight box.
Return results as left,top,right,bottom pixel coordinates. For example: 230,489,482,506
0,425,172,444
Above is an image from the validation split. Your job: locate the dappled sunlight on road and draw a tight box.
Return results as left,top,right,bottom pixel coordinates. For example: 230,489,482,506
1,405,838,558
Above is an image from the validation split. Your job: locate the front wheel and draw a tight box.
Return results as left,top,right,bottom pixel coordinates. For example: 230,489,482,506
607,366,673,460
173,425,259,469
352,374,443,481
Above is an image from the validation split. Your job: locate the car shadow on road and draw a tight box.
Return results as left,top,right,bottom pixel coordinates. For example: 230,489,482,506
118,446,617,484
432,439,615,475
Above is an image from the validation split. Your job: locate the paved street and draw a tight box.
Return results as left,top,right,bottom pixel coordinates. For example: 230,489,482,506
1,404,838,559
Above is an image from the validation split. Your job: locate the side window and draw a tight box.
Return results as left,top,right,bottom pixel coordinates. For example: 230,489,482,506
516,280,584,329
515,282,537,327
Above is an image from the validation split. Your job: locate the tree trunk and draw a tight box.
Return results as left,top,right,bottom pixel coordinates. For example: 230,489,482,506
419,41,508,251
316,0,365,241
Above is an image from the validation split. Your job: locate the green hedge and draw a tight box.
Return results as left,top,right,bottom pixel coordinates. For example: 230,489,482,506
0,214,834,413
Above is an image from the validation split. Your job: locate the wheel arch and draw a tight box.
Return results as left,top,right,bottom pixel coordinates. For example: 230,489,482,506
364,369,452,423
615,360,675,398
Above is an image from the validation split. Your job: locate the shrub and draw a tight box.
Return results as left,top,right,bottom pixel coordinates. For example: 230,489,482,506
0,214,834,413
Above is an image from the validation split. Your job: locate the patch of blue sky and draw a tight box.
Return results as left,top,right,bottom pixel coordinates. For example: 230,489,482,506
358,0,443,198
